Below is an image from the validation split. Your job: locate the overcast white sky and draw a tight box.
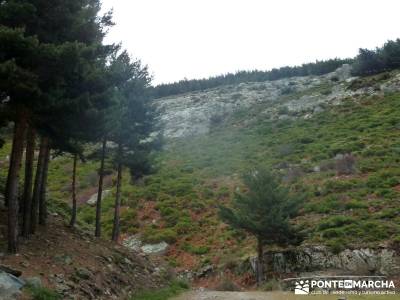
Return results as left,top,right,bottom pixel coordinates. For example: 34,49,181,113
101,0,400,85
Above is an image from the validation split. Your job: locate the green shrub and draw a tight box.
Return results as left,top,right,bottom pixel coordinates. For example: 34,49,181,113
280,86,295,95
321,227,346,238
190,246,209,255
323,179,359,194
175,219,193,234
377,208,399,219
120,208,139,233
164,181,194,197
160,207,181,227
142,228,178,244
277,106,289,115
345,200,367,210
216,186,230,198
318,216,355,231
261,278,281,291
326,239,346,254
132,280,189,300
181,242,210,255
304,196,341,213
26,285,61,300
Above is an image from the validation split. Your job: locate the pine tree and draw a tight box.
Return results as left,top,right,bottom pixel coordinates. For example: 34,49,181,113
352,48,385,76
0,26,40,252
219,168,303,285
22,127,35,237
0,0,114,251
30,136,48,234
69,154,78,227
95,139,107,237
106,51,155,242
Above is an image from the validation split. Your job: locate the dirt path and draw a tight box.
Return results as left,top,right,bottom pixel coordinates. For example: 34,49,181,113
172,290,397,300
173,291,292,300
173,291,269,300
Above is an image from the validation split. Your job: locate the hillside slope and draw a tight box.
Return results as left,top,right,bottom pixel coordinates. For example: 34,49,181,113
0,209,165,299
4,66,400,288
136,67,400,274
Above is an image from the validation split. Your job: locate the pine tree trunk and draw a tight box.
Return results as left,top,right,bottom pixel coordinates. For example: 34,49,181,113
69,154,78,227
30,137,48,234
39,145,50,226
22,127,36,237
95,139,106,238
111,145,122,242
4,136,15,208
256,236,264,286
6,113,28,253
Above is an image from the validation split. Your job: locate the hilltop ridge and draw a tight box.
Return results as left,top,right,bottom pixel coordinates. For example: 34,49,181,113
154,64,353,139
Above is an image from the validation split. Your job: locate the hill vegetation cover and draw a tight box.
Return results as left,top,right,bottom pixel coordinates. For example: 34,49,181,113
2,0,400,295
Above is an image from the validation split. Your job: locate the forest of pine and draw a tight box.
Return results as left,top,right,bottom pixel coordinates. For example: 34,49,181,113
0,0,159,254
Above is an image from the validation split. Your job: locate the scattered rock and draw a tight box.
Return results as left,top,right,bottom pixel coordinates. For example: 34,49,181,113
55,282,71,294
195,265,213,278
334,153,344,160
25,276,42,288
248,246,400,276
178,270,194,281
328,64,352,81
87,189,111,205
0,265,22,277
141,242,169,255
19,262,30,268
64,255,73,265
123,258,133,266
0,271,25,300
50,273,65,284
123,235,142,251
75,267,92,280
55,254,73,265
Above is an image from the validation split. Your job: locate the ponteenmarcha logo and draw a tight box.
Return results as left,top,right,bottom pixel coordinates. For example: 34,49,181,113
295,280,310,294
286,276,396,295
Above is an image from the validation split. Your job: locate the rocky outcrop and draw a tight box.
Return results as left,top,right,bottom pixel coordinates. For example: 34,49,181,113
0,271,25,300
123,235,169,255
0,216,166,299
153,67,400,139
249,246,400,276
154,75,331,138
86,189,111,205
327,64,353,81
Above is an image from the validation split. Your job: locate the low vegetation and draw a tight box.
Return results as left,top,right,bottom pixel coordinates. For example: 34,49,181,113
36,72,400,274
132,280,189,300
25,285,61,300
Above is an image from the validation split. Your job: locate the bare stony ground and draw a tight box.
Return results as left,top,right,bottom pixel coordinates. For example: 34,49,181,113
173,291,282,300
0,212,165,299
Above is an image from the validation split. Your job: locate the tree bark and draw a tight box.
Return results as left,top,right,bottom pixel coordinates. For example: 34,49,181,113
30,136,48,234
39,144,50,226
22,127,36,237
111,144,122,242
256,236,264,286
6,113,28,253
4,138,15,208
69,154,78,227
95,139,106,237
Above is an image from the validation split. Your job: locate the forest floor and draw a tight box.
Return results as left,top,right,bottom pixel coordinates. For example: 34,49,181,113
0,203,166,299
